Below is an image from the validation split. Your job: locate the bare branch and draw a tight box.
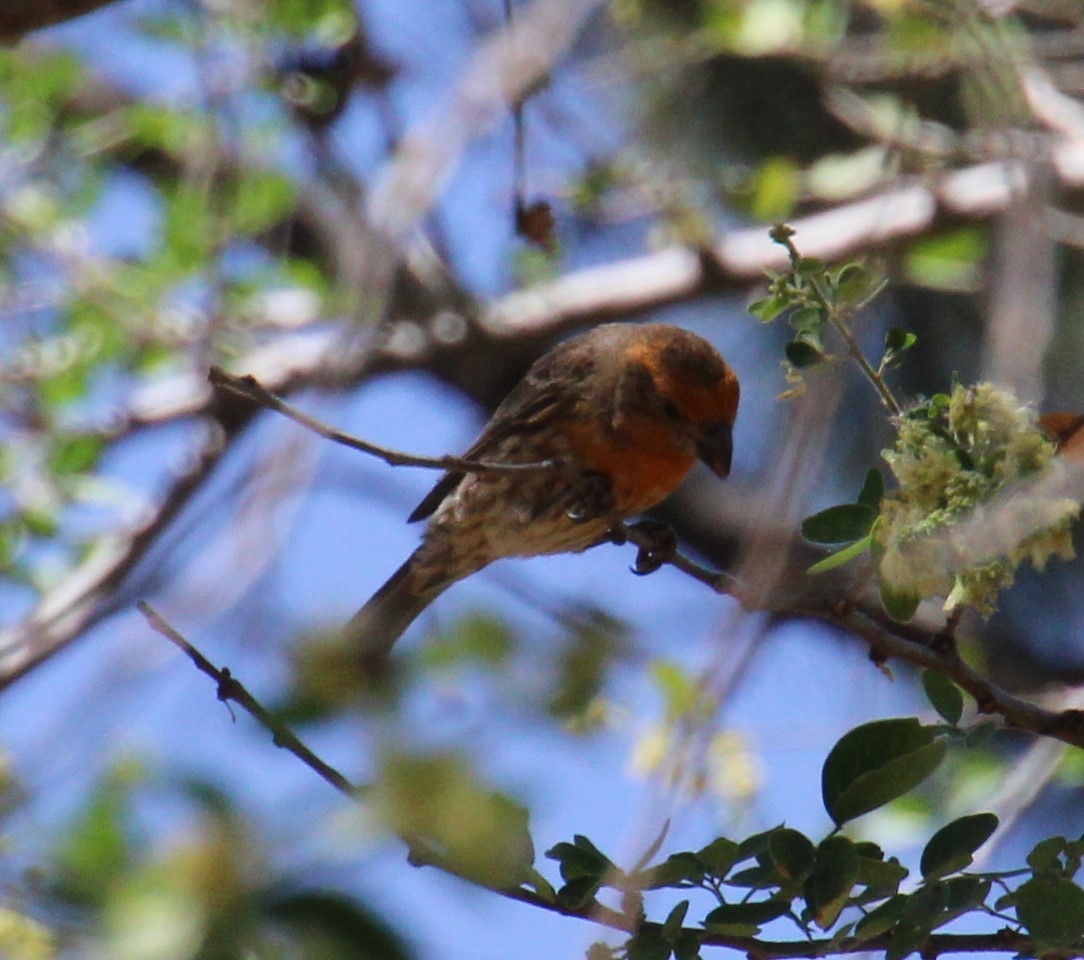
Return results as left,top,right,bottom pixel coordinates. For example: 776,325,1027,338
137,601,358,798
208,365,561,478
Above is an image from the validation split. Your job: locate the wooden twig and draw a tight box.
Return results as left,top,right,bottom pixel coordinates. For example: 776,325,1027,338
137,601,359,798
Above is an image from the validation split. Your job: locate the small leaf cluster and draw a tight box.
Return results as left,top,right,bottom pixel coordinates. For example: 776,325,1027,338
540,679,1084,960
749,224,890,385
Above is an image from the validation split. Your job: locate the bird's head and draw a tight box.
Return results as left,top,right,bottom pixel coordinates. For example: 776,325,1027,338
612,324,740,479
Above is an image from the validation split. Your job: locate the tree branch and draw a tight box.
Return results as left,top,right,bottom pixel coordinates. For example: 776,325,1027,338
208,365,561,478
147,596,1047,959
0,0,124,44
137,601,358,797
197,369,1084,754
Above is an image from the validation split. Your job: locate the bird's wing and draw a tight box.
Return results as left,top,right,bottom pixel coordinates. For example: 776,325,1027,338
407,347,590,523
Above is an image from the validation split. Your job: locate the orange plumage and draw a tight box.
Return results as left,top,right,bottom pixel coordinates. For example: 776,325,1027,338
343,322,740,665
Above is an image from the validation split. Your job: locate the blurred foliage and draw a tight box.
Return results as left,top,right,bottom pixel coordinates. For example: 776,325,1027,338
2,0,1084,959
23,761,413,960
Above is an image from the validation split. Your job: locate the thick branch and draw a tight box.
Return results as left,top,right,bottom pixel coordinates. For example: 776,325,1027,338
0,0,124,44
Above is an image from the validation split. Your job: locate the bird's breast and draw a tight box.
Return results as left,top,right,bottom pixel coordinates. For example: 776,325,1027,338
562,415,697,515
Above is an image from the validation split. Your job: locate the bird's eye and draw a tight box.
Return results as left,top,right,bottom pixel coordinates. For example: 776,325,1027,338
662,399,684,420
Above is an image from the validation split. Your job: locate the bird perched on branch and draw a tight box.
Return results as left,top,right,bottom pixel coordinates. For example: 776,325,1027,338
343,322,740,667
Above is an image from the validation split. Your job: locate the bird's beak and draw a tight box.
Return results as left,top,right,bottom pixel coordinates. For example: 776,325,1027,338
697,420,733,479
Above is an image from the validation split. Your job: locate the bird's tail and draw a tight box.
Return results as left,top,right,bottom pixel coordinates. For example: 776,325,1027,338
342,544,476,668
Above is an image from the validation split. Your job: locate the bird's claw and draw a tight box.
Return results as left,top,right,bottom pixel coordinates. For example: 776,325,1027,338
627,520,677,576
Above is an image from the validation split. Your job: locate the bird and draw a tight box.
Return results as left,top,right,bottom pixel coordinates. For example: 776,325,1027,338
343,322,740,666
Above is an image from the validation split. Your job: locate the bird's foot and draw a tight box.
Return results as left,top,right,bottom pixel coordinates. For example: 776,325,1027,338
566,470,615,523
625,520,678,575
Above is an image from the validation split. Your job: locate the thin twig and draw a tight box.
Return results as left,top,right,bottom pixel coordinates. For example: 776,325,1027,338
208,365,562,478
136,600,359,798
613,522,737,595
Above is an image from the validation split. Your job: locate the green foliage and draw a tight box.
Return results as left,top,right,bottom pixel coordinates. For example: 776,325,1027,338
821,718,947,827
541,716,1084,959
34,765,414,959
922,671,965,726
0,908,55,960
762,227,1080,622
376,752,536,890
749,225,889,394
919,813,997,881
875,383,1077,617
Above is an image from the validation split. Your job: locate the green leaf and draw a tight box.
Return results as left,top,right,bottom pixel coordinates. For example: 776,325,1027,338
704,900,790,929
806,536,871,575
878,581,921,622
662,900,689,940
856,856,908,898
801,504,877,545
768,829,815,882
884,917,932,960
748,295,788,323
231,170,296,234
1027,836,1065,871
788,306,824,336
641,852,703,888
853,893,908,942
266,890,412,960
785,339,823,368
52,762,142,905
1013,876,1084,948
696,837,740,877
379,754,535,889
884,327,917,354
857,469,885,511
805,836,859,929
919,813,998,880
0,906,54,960
727,865,780,888
555,875,601,909
921,671,964,726
835,263,873,301
0,521,21,570
822,718,947,826
546,836,613,881
869,519,921,622
48,434,103,476
626,929,671,960
905,227,987,292
671,929,701,960
425,612,515,668
965,721,997,747
559,879,602,910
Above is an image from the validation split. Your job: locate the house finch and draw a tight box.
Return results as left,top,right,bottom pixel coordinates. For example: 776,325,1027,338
344,322,740,665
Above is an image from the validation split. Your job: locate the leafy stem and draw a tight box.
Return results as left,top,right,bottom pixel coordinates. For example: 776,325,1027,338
768,223,902,416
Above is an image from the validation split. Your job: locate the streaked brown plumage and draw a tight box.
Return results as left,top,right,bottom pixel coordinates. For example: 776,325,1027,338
343,322,740,665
